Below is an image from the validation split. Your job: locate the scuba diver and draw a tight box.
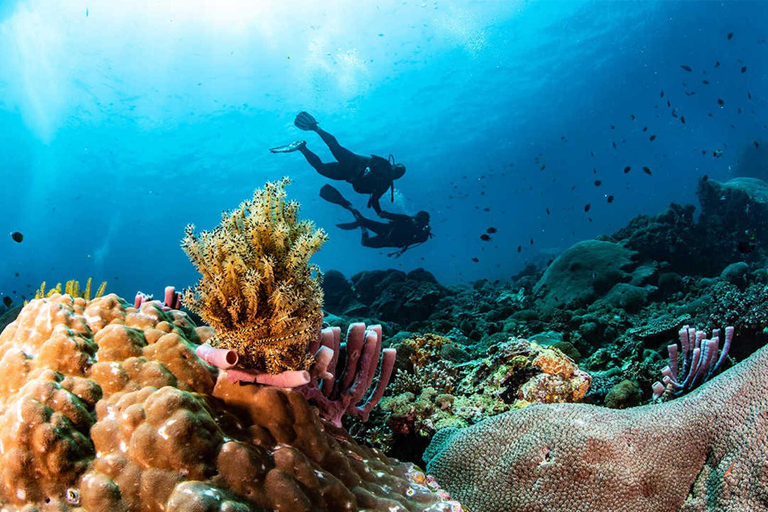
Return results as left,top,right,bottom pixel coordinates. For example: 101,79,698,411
270,111,406,215
319,184,433,257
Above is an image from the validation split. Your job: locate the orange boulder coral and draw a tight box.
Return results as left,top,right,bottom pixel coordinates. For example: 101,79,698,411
0,294,463,512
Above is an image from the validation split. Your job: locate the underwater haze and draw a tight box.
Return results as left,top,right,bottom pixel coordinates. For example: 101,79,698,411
1,0,766,302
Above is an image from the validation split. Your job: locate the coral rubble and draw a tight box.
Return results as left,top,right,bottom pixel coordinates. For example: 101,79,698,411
0,293,462,511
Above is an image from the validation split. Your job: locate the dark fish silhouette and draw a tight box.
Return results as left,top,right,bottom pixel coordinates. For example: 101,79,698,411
727,32,733,40
530,238,534,245
612,141,617,149
642,126,648,132
650,135,657,141
755,141,760,148
546,208,551,215
738,241,756,254
517,245,522,253
660,91,665,98
594,180,602,187
680,64,693,72
607,195,615,203
742,66,747,73
472,257,479,263
717,99,724,106
2,297,11,308
715,61,721,67
584,204,591,212
10,232,23,243
486,227,497,234
681,116,686,124
624,166,631,174
643,166,652,175
480,234,491,242
702,80,710,85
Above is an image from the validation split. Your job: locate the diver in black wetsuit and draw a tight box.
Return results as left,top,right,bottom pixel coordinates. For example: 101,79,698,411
319,184,432,256
270,111,405,216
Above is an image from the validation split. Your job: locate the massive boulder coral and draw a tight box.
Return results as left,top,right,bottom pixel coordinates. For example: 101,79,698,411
424,336,768,511
0,293,462,512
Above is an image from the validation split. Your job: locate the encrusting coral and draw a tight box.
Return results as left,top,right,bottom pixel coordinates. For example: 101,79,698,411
181,178,327,374
0,293,463,511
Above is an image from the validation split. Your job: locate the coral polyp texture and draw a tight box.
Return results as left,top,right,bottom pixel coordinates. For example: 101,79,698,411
424,340,768,512
182,178,328,373
0,293,463,511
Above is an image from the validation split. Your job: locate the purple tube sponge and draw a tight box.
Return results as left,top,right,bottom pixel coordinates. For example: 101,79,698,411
301,323,396,427
653,325,734,399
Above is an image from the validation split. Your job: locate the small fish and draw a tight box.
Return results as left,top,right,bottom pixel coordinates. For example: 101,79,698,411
612,141,617,149
685,91,696,96
517,245,522,253
742,66,747,73
660,91,665,98
715,61,721,67
702,150,707,155
642,126,648,132
727,32,733,40
10,232,23,243
530,238,534,245
2,297,11,308
643,166,652,175
610,125,615,129
748,92,752,99
755,141,760,148
593,168,597,175
702,80,710,85
708,112,714,117
624,166,631,174
483,207,490,212
480,234,491,242
672,109,679,118
681,116,686,124
584,204,591,212
590,151,595,157
667,100,671,107
607,195,615,203
713,149,723,158
650,135,657,141
738,108,742,114
717,98,724,106
680,64,693,72
546,208,551,215
472,257,479,263
631,114,636,120
486,227,497,234
594,180,602,187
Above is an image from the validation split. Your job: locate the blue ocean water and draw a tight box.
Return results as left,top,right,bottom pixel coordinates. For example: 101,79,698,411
0,0,766,303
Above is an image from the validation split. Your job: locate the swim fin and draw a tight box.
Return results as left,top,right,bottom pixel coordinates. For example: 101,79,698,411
336,221,360,230
295,111,319,131
269,140,306,153
320,184,353,209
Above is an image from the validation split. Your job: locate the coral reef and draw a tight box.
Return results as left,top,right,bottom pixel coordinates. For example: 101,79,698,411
0,293,463,511
182,178,327,374
379,337,590,440
425,340,768,511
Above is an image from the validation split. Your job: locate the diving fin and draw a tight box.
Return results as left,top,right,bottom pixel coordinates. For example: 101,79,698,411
336,221,360,230
269,140,306,153
295,111,319,131
320,184,353,209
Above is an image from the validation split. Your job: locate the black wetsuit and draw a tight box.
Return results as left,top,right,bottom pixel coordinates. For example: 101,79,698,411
299,128,396,215
353,211,431,249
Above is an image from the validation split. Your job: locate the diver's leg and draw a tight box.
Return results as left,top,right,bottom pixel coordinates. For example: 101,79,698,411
355,216,390,236
315,128,360,165
361,231,388,248
299,146,348,180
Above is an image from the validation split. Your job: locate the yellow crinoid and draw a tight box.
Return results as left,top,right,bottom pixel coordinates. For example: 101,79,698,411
181,178,327,373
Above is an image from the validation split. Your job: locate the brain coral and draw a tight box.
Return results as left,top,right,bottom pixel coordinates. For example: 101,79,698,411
0,293,462,512
424,338,768,511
